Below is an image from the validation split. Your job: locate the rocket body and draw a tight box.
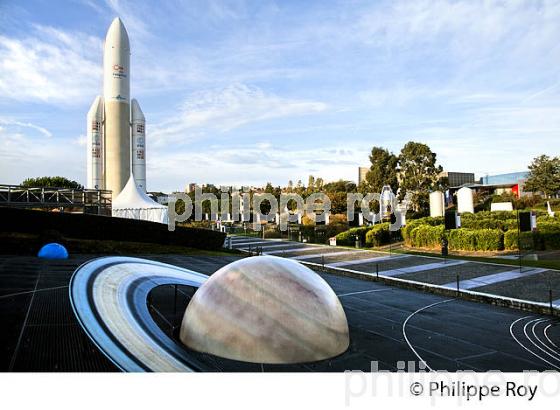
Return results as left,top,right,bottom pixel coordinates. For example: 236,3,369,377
103,17,130,197
86,18,147,196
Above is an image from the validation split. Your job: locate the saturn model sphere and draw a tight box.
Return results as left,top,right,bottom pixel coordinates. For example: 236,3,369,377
180,255,350,364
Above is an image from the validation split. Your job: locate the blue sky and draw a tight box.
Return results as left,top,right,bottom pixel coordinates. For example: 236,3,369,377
1,0,560,192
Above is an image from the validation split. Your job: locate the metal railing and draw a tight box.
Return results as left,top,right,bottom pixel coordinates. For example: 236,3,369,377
0,184,112,215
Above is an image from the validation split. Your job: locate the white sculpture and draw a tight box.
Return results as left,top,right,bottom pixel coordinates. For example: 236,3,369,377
457,187,474,214
547,201,555,217
429,191,445,217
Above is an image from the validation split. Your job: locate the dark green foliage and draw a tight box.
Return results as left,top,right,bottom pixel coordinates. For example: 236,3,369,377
364,147,399,194
402,216,443,245
405,209,560,251
397,142,443,212
299,223,348,244
448,229,503,251
524,155,560,198
409,224,445,249
335,226,371,246
365,223,388,247
0,207,225,250
21,176,84,190
336,223,402,248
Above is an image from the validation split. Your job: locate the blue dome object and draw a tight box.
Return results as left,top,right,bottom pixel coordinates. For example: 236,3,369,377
38,243,68,259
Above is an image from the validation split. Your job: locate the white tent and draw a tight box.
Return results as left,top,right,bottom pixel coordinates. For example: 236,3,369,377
112,176,168,224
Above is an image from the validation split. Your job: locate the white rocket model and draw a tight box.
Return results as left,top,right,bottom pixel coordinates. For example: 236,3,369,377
86,17,147,195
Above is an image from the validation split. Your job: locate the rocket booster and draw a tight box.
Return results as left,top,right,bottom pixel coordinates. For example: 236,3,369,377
86,96,104,189
131,99,146,191
103,17,131,196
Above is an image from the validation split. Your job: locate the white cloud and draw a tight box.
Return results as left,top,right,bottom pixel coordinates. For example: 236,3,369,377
0,118,52,138
150,83,327,145
147,143,368,192
0,26,102,103
0,119,84,184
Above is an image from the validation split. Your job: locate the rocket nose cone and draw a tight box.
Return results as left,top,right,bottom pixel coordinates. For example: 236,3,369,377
105,17,130,46
131,99,145,121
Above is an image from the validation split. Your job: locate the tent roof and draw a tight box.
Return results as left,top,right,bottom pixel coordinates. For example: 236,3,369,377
112,176,166,210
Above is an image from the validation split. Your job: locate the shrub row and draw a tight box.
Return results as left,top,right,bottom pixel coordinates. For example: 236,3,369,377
504,226,560,250
364,223,403,247
459,218,518,231
336,223,402,247
408,225,444,249
335,226,371,246
402,216,443,245
0,206,226,250
448,228,503,251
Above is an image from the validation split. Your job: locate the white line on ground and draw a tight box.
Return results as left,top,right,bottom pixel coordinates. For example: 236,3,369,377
442,268,547,290
327,254,410,268
241,242,306,250
337,288,393,297
264,246,319,255
232,241,274,247
379,260,467,277
290,251,359,261
544,324,559,349
0,285,68,300
402,298,454,372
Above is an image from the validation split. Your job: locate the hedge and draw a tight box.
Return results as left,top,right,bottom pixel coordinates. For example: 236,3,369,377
504,225,560,251
0,206,226,250
408,225,444,249
364,223,401,247
402,216,443,245
335,226,371,246
448,229,503,251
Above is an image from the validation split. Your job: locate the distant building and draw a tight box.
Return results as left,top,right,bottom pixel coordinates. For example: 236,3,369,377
358,167,369,185
186,183,197,193
479,172,529,185
439,171,475,187
448,171,529,200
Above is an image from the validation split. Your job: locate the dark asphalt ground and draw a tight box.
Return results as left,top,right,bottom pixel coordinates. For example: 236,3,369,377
1,254,559,372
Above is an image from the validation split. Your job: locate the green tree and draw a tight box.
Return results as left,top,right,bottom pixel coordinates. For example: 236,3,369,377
524,155,560,198
365,147,399,194
20,176,84,190
398,142,442,212
306,175,315,195
323,180,356,193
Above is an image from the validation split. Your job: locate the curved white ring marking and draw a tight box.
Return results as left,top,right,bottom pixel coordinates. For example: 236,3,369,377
525,319,560,367
69,256,208,372
402,298,453,372
510,316,560,371
545,324,559,350
530,319,560,362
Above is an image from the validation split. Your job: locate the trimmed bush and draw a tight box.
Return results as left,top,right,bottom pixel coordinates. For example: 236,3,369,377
365,223,391,247
335,226,370,246
474,229,504,251
448,229,478,251
448,228,503,251
409,224,444,249
0,206,226,250
402,216,443,245
504,230,539,251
